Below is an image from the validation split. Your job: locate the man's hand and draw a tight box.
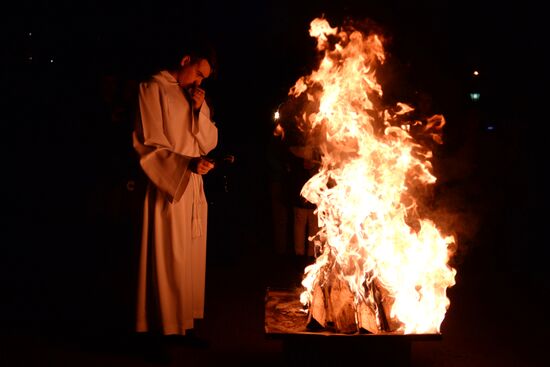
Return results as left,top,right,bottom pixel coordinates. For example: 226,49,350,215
188,87,206,111
189,157,215,175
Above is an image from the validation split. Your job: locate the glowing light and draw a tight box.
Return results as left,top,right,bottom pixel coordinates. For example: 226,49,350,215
469,92,480,101
274,110,280,120
473,70,479,76
288,18,456,334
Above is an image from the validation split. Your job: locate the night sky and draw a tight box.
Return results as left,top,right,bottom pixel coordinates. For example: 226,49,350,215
3,0,546,364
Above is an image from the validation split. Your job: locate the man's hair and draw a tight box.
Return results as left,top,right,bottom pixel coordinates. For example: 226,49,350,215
185,41,218,76
156,36,218,77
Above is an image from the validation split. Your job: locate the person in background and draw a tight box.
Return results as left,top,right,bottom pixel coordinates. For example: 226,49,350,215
287,141,320,260
274,90,322,262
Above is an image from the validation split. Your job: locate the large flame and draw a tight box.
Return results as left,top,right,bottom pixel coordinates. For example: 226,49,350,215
291,18,456,334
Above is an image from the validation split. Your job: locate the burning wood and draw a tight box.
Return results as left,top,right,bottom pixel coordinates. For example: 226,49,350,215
306,260,401,334
276,18,457,335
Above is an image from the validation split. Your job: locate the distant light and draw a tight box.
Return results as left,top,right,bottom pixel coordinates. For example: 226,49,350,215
473,70,479,76
486,125,495,131
274,111,280,120
50,58,54,63
28,56,33,61
469,92,480,101
28,32,32,37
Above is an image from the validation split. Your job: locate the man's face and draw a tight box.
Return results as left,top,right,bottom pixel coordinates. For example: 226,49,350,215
176,57,212,90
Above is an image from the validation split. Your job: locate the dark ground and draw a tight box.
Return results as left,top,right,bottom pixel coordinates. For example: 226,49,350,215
3,1,546,366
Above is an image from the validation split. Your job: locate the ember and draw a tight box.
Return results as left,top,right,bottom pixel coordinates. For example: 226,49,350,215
275,18,457,335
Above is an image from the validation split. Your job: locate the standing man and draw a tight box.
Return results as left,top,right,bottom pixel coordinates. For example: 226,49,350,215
133,41,217,338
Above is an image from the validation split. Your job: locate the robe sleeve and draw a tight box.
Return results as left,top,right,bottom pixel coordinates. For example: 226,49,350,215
133,81,192,203
193,102,218,155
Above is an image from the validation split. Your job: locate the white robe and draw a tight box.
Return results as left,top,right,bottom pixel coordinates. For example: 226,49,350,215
133,70,218,335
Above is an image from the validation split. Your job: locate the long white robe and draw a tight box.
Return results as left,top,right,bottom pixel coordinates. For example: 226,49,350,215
133,70,218,335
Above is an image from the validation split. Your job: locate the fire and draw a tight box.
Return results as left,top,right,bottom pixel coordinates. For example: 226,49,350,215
285,18,456,334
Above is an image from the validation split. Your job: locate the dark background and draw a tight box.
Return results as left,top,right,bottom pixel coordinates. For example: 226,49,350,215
2,0,546,366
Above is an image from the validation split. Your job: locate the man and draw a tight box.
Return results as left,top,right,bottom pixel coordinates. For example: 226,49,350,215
133,43,217,337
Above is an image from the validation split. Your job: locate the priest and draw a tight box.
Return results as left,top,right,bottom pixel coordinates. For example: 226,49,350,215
132,42,218,337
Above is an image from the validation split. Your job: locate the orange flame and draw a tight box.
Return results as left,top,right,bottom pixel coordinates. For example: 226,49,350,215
293,18,456,334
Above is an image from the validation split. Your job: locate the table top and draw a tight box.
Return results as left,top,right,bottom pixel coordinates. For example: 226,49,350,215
264,287,442,340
